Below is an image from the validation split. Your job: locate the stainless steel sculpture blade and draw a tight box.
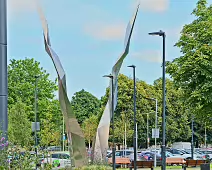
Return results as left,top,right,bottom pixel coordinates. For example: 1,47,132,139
37,5,87,167
93,5,139,161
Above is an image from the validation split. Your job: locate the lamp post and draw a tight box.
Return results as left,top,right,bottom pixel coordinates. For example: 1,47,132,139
34,75,39,170
143,97,158,167
204,122,207,148
0,0,8,140
103,74,115,170
148,30,166,170
128,65,137,169
191,115,194,159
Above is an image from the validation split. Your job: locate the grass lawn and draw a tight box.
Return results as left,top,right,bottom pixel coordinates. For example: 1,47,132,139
118,164,212,170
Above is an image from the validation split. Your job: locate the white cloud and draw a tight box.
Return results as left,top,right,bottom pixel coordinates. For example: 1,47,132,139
7,0,37,16
137,0,169,12
132,50,162,63
84,22,126,41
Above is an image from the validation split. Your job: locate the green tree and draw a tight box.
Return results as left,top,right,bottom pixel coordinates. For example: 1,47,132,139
71,89,101,124
113,112,133,148
101,74,155,146
166,0,212,120
100,74,191,147
166,0,212,144
40,119,61,147
82,115,98,149
153,78,191,145
39,100,62,147
8,58,58,121
8,58,63,147
8,100,32,147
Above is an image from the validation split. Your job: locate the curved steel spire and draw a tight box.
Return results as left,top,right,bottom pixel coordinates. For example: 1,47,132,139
37,5,87,167
93,4,140,161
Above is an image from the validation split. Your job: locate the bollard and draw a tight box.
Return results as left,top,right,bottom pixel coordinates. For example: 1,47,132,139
200,163,210,170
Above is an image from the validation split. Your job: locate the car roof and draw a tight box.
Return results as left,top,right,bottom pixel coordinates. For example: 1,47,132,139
52,151,70,154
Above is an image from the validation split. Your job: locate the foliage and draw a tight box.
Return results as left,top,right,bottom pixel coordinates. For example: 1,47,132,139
39,100,62,147
71,89,101,124
40,118,61,147
8,58,62,147
8,58,58,122
0,134,36,170
82,115,99,148
113,112,133,145
153,78,191,144
0,136,9,169
166,0,212,121
100,74,191,146
8,100,32,147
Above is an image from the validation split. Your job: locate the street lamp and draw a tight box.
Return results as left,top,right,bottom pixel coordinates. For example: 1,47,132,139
103,74,115,170
148,30,166,170
0,0,8,140
128,65,137,169
34,75,39,170
143,97,158,167
204,122,207,148
191,115,194,159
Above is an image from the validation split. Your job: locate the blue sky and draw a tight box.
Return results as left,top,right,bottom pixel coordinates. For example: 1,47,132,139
7,0,211,99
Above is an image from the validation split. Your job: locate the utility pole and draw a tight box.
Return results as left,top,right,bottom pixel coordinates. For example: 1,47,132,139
0,0,8,139
128,65,137,169
204,122,207,148
191,115,194,159
34,75,39,170
63,117,65,151
148,30,166,170
147,113,149,149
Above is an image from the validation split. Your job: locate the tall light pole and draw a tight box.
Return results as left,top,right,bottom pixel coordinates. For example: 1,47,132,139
128,65,137,169
0,0,8,139
103,74,115,170
34,75,39,170
149,30,166,170
63,117,65,151
147,113,149,149
204,122,207,148
143,97,158,167
191,115,194,159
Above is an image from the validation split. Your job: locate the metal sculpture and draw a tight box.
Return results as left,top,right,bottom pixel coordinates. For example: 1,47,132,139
93,4,140,161
37,6,87,167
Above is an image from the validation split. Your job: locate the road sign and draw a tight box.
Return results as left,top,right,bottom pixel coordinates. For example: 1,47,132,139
152,128,159,138
31,122,40,132
63,134,66,140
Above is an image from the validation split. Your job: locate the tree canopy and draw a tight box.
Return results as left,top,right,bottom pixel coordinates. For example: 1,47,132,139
71,89,101,124
8,58,62,147
166,0,212,121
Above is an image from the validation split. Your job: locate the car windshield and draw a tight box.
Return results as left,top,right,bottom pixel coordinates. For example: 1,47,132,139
166,151,174,156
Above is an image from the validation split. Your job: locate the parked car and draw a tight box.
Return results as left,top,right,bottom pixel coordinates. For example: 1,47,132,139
47,146,62,152
107,150,133,158
141,151,162,166
41,152,71,168
199,150,212,161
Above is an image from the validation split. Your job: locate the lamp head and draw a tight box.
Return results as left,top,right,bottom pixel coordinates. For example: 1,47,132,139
148,30,165,36
127,65,136,68
103,74,113,79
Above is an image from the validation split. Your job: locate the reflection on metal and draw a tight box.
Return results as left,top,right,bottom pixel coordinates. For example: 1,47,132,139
37,5,87,167
93,5,139,161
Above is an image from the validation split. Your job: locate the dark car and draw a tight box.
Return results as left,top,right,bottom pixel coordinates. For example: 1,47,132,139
141,151,162,166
